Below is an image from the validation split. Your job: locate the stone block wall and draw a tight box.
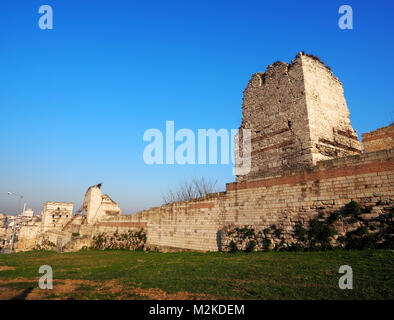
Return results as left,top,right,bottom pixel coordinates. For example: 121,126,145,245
84,185,121,224
100,148,393,252
301,54,362,161
236,52,362,182
41,202,73,232
362,123,394,153
25,53,393,253
15,224,40,251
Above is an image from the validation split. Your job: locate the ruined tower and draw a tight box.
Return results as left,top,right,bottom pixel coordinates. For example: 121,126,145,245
83,184,122,224
236,52,362,182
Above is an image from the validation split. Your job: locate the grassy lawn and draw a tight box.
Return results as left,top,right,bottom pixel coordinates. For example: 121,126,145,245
0,249,393,300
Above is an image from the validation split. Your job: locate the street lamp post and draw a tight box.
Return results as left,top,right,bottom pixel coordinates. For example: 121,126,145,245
7,192,23,253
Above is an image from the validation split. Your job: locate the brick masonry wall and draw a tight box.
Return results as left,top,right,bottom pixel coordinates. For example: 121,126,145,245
99,148,393,252
235,53,362,183
362,123,394,153
236,55,311,182
301,54,362,161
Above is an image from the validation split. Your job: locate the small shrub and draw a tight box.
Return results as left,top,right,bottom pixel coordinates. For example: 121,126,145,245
229,241,238,253
274,239,285,251
35,237,56,251
345,201,361,216
239,226,255,239
294,222,307,242
91,229,147,251
327,212,340,224
285,243,304,252
362,206,373,214
354,226,369,237
246,240,256,252
262,237,272,251
345,233,378,250
308,219,336,250
274,228,283,238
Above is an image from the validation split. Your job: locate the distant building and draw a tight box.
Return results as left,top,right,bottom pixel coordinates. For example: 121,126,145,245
41,202,74,232
22,208,34,217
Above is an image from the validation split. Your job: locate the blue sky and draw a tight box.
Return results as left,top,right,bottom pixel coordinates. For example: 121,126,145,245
0,0,393,214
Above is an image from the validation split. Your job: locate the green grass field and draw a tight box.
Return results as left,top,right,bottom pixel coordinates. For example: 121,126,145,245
0,249,393,300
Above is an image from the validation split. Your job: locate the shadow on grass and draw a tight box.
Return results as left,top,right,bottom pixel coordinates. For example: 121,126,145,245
10,287,33,300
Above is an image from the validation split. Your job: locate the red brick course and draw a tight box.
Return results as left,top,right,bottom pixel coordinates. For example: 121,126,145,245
97,222,147,228
188,202,215,209
335,129,359,141
227,159,394,191
362,132,394,142
251,127,290,143
251,140,294,156
318,138,362,154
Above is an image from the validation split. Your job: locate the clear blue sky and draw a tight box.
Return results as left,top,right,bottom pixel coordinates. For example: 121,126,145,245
1,0,393,215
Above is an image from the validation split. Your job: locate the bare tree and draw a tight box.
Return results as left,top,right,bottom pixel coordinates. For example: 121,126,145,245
162,177,218,204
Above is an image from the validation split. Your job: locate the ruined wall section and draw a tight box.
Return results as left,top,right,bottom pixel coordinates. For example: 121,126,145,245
97,148,393,252
237,53,362,182
362,123,394,153
98,193,225,251
84,185,121,224
301,53,362,161
41,202,73,232
237,56,311,182
15,224,41,251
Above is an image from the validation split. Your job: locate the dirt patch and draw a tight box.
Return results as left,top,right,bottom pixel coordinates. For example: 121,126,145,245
0,279,217,300
0,278,33,284
0,266,15,271
130,287,214,300
0,288,21,299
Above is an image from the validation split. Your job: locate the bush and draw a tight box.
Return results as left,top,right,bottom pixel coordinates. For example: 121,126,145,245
274,228,283,239
220,202,393,253
308,219,336,250
91,229,147,251
294,222,307,242
246,240,256,252
345,201,361,216
262,237,272,251
284,243,304,252
34,237,56,251
326,211,340,224
238,226,255,239
362,206,373,214
345,233,378,250
229,241,238,253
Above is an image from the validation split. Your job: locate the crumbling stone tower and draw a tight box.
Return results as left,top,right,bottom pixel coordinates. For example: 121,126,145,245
83,184,121,224
236,52,362,182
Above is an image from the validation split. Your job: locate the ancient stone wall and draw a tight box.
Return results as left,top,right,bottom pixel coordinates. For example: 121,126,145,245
362,123,394,153
301,54,362,161
99,148,393,251
15,224,41,251
236,52,362,182
20,53,393,253
84,185,121,224
41,202,73,232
